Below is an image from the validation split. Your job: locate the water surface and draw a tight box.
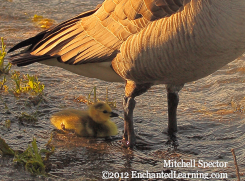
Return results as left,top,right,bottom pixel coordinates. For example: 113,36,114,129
0,0,245,180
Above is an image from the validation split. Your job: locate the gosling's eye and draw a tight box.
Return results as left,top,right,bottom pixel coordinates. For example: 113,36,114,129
103,110,108,114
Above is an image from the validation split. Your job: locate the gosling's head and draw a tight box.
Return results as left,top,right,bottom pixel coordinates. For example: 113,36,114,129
88,102,118,123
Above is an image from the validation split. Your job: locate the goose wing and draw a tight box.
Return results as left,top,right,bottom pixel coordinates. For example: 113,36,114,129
8,0,185,66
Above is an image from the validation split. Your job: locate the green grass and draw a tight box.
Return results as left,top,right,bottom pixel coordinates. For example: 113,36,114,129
0,37,45,96
0,37,11,74
18,112,38,124
11,71,45,96
14,138,45,175
0,37,45,97
0,37,53,175
0,136,15,156
0,75,8,92
0,37,45,125
13,137,55,175
0,136,55,175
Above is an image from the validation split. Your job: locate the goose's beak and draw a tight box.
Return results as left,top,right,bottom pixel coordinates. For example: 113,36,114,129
110,112,119,117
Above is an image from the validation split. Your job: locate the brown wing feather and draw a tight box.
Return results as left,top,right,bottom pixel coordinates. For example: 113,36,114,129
9,0,184,66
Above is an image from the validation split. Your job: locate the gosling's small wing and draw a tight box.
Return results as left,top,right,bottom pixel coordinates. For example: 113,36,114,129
50,109,87,130
8,0,184,67
96,121,118,137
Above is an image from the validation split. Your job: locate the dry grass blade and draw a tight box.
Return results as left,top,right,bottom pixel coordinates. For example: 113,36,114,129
231,148,240,181
74,86,117,108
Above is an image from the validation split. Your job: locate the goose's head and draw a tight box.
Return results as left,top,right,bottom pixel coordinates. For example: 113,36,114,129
88,102,118,123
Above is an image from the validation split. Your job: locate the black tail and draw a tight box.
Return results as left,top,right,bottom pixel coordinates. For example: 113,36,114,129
8,8,98,66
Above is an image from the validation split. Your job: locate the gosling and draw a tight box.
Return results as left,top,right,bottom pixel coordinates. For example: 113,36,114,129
50,102,119,137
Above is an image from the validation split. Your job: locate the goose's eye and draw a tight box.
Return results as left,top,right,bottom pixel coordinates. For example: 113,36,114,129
103,110,108,114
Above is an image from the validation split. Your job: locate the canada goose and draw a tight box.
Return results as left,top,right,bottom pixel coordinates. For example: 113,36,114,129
8,0,245,147
50,102,119,137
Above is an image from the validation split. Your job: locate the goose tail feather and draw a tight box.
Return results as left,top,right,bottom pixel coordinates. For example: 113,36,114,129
7,7,99,67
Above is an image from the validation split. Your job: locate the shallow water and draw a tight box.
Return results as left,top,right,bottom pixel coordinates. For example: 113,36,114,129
1,0,245,180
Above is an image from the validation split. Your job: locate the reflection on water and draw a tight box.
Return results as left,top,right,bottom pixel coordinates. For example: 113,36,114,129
1,0,245,180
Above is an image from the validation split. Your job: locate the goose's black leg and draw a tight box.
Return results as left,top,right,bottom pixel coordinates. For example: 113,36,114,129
167,92,179,134
122,96,136,147
122,81,152,148
165,84,184,147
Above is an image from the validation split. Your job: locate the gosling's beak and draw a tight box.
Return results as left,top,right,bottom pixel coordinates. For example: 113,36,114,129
110,112,119,117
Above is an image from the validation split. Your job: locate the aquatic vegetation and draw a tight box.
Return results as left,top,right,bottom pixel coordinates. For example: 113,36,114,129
5,120,11,129
11,71,23,95
11,71,45,96
0,136,55,175
26,74,45,94
32,14,44,22
0,37,11,74
231,98,245,113
18,112,38,124
13,137,54,175
32,14,55,29
0,37,45,96
0,75,8,92
74,86,117,108
0,37,54,175
0,137,15,156
44,134,55,161
88,86,98,104
0,94,9,110
105,87,117,109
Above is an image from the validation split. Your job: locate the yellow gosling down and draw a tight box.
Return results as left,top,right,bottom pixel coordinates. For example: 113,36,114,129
50,102,119,137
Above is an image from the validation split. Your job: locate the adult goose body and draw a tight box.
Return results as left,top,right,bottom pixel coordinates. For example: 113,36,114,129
8,0,245,147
